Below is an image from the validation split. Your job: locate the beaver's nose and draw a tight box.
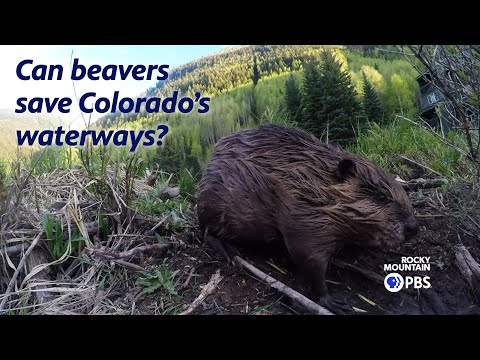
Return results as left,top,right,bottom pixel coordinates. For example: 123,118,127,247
404,215,419,238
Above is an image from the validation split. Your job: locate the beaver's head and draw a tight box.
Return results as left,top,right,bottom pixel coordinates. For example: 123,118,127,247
327,158,419,249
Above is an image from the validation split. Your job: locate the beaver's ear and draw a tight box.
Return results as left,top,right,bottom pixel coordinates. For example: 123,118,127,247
335,159,356,181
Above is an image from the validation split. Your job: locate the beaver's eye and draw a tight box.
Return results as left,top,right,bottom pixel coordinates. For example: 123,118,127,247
377,193,389,203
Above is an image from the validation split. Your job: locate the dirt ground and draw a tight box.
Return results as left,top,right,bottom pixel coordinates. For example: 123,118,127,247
133,181,480,315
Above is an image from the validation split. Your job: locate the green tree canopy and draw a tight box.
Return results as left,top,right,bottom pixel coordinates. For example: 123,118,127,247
284,73,302,120
301,61,322,130
362,71,384,123
314,51,360,145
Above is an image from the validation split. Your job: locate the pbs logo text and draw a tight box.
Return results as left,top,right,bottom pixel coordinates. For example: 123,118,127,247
384,273,431,292
383,256,431,292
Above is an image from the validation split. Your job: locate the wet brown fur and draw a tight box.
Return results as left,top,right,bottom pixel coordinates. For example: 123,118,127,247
196,124,417,305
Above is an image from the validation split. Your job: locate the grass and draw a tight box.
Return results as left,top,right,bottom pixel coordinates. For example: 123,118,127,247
179,168,196,197
349,117,477,180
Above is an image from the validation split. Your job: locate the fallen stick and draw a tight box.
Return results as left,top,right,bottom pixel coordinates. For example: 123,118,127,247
0,232,42,313
92,243,171,260
235,256,333,315
455,244,480,300
180,269,223,315
399,178,448,191
115,259,145,272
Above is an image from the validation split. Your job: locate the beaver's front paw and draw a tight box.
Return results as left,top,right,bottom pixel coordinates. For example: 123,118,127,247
317,295,353,315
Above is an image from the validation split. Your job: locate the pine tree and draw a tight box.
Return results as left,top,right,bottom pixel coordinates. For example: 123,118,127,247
284,73,302,120
252,55,260,86
301,61,322,131
314,51,360,145
362,71,384,123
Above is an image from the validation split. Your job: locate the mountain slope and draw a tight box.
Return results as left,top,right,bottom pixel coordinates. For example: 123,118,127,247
91,46,420,178
97,45,343,127
0,109,65,159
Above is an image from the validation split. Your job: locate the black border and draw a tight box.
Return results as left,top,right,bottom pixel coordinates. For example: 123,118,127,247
1,6,478,350
3,7,479,45
1,314,477,344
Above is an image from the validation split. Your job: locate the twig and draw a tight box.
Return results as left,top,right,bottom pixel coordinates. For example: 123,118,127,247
0,232,42,313
145,215,169,236
400,178,448,191
180,269,223,315
92,243,171,260
115,259,145,272
235,256,333,315
180,267,196,290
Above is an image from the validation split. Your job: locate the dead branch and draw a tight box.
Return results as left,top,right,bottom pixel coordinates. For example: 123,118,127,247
0,232,42,313
235,256,333,315
180,269,223,315
92,243,172,260
115,259,145,272
399,178,448,191
455,244,480,300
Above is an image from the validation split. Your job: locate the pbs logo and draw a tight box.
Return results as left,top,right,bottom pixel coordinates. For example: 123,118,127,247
384,273,404,292
384,273,431,292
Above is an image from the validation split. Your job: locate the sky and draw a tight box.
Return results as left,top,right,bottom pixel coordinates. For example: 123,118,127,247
0,45,235,128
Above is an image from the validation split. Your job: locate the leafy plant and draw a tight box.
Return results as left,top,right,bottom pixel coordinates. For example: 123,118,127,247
42,213,85,261
136,266,180,299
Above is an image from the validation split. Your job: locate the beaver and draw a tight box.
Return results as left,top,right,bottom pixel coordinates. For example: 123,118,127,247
196,124,419,313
